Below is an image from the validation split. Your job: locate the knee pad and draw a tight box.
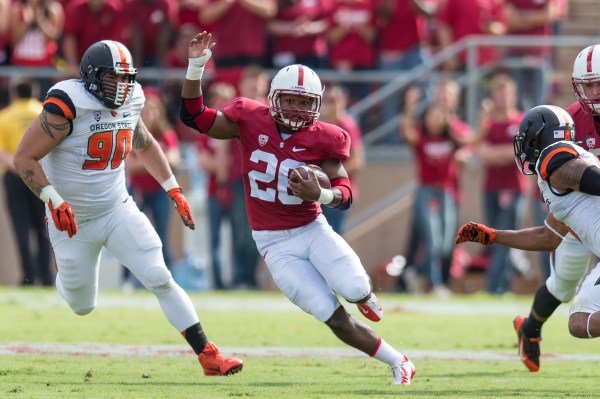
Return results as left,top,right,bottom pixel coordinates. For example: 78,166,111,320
547,234,590,302
140,264,172,290
340,275,371,303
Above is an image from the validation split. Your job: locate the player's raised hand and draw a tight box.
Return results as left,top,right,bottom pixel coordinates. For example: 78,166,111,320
167,187,195,230
455,221,496,245
188,31,215,63
49,199,78,238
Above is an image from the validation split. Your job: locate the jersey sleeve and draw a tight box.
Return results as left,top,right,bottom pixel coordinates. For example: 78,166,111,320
326,126,351,161
536,142,580,180
222,97,245,123
43,89,77,120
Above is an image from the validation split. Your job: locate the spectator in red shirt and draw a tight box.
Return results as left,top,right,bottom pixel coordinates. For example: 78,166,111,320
196,81,237,289
125,88,181,278
10,0,64,67
128,0,176,68
436,0,506,72
175,0,215,31
200,0,277,68
267,0,331,69
375,0,438,142
400,84,464,296
62,0,127,77
503,0,559,111
0,0,10,66
326,0,377,104
473,71,526,295
320,84,364,234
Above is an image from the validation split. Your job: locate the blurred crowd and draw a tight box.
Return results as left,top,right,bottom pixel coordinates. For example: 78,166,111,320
0,0,574,294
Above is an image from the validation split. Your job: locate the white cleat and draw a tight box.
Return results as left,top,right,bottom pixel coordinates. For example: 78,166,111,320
391,355,416,385
357,293,383,322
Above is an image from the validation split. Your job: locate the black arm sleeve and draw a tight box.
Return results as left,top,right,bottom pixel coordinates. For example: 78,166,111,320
579,165,600,196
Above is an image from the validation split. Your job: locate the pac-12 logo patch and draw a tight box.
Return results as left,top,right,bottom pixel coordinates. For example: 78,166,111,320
258,134,269,147
586,136,596,149
94,112,101,122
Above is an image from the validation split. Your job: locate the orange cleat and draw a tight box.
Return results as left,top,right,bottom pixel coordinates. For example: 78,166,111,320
198,342,243,376
513,316,541,372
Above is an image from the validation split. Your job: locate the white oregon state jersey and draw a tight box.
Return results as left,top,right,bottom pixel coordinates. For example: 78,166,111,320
41,79,145,221
536,141,600,258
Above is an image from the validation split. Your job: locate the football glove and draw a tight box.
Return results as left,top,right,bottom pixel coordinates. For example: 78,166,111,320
455,221,496,245
49,199,78,238
167,187,195,230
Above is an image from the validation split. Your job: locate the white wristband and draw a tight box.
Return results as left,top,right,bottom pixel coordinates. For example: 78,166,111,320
587,313,594,339
161,175,179,192
39,185,64,206
317,187,334,205
186,49,212,80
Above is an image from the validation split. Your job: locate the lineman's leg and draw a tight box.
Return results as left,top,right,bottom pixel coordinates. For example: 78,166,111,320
568,263,600,338
521,233,590,338
48,218,103,315
105,200,208,352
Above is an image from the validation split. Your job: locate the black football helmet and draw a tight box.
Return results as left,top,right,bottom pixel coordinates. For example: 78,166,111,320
79,40,137,109
514,105,576,175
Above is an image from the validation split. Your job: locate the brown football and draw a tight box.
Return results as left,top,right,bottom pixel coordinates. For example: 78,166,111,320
294,164,331,188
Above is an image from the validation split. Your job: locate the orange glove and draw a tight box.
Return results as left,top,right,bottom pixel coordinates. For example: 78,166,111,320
167,187,195,230
455,221,496,245
49,199,78,238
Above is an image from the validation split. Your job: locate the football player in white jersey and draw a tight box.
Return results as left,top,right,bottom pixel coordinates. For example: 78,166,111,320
12,40,243,377
464,45,600,374
456,105,600,352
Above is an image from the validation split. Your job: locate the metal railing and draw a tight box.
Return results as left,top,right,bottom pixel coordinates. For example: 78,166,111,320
1,34,598,159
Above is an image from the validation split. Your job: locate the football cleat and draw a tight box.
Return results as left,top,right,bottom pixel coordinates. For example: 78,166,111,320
513,316,541,372
357,293,383,322
390,355,416,385
198,342,243,376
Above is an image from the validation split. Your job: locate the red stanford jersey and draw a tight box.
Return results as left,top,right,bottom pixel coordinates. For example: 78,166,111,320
222,98,350,231
567,101,600,156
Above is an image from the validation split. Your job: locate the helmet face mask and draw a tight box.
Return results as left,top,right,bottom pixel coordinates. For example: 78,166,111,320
572,45,600,115
268,64,323,131
80,40,137,109
514,105,576,175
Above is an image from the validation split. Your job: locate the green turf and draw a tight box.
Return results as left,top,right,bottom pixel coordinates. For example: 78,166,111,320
0,287,598,398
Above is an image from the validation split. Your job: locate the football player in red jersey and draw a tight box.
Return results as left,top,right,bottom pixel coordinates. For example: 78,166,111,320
180,31,415,385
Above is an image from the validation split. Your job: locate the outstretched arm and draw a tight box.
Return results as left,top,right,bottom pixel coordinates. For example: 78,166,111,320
455,213,567,252
180,31,239,140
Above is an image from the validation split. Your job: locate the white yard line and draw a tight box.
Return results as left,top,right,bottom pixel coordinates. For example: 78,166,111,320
0,343,598,362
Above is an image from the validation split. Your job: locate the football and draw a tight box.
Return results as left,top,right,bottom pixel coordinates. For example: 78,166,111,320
294,164,331,189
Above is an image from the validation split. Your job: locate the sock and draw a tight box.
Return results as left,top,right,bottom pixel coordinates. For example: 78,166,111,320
370,338,404,365
182,322,208,355
523,283,561,338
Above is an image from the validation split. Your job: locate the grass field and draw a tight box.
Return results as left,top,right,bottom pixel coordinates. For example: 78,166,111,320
0,287,598,399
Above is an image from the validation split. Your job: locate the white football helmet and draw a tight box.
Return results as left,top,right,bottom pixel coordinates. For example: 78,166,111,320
572,44,600,115
268,64,324,130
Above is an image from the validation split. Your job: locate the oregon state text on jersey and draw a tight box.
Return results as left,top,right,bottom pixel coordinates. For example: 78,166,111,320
222,97,350,231
41,79,145,221
536,140,600,256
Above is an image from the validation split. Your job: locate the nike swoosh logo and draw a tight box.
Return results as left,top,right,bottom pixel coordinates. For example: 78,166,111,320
124,112,131,117
359,306,370,315
292,147,306,152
